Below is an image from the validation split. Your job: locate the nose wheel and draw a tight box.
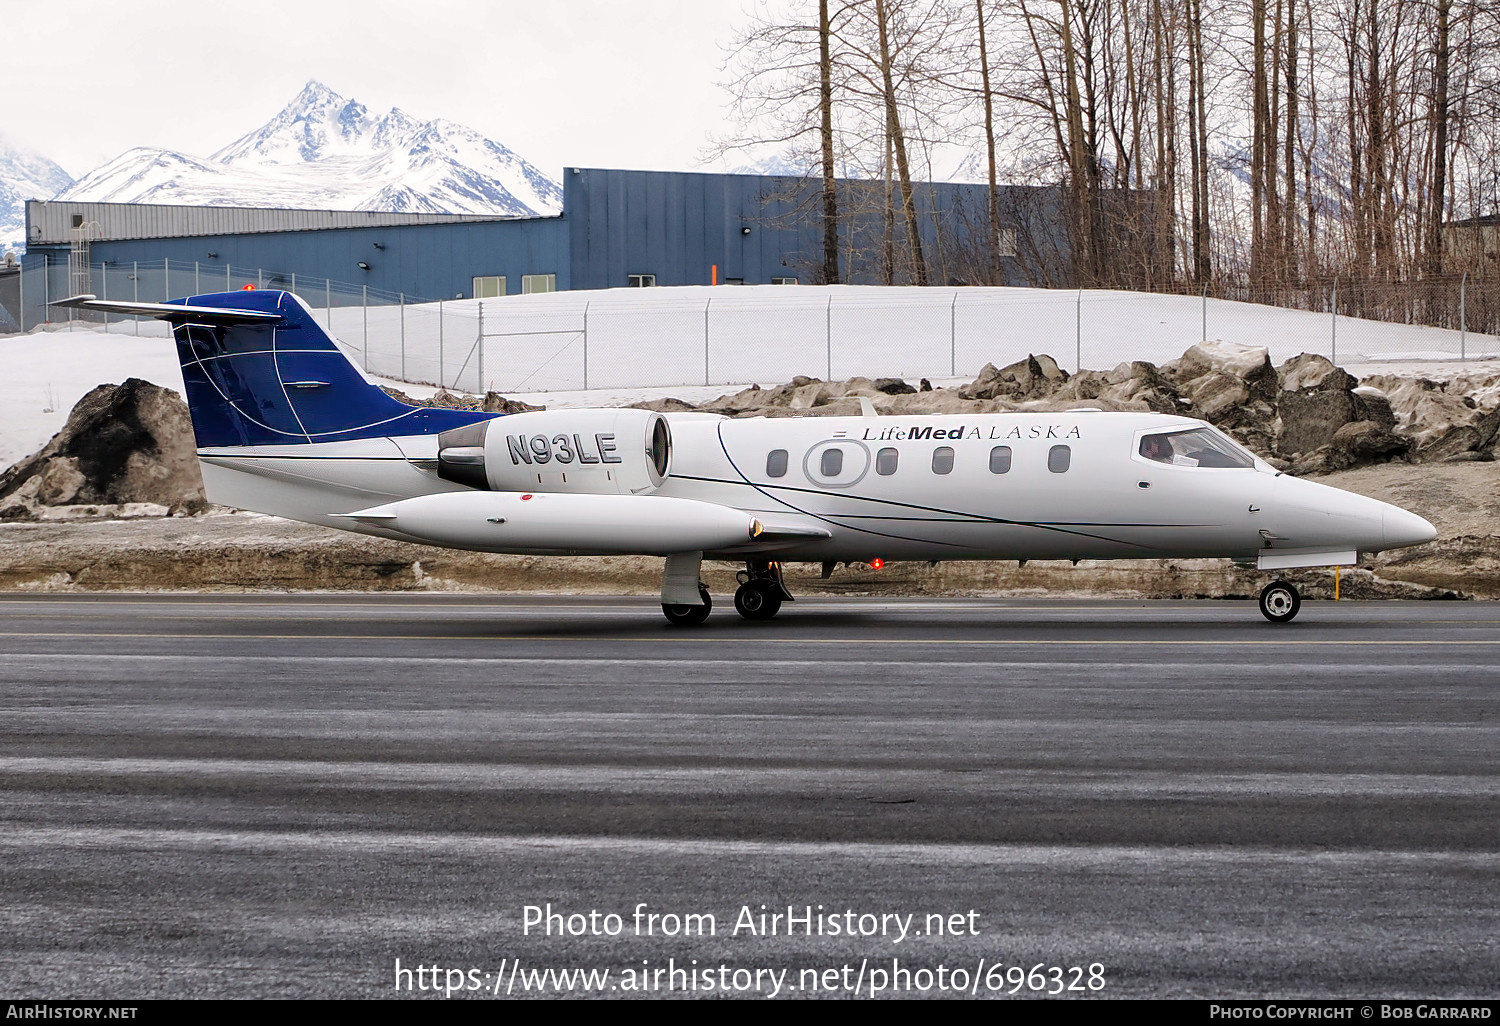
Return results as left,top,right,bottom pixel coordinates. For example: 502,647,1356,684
1259,581,1301,623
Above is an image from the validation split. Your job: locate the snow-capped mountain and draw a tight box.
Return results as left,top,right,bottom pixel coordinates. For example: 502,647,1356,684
0,136,74,253
57,81,562,217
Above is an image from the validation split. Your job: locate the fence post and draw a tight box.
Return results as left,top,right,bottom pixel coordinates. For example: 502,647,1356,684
42,254,49,327
164,257,170,300
826,294,833,379
1202,283,1209,341
195,261,200,296
226,263,231,291
438,298,445,389
362,285,368,367
16,253,23,332
1075,288,1082,373
582,301,590,390
477,301,485,394
326,279,332,330
1460,271,1467,360
101,259,109,332
704,297,712,386
400,292,406,381
1331,277,1338,366
133,261,139,336
950,291,958,377
258,268,264,290
290,272,296,297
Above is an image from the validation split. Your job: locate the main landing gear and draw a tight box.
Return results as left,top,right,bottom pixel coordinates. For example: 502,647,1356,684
1258,580,1301,623
734,561,792,621
659,557,796,626
662,587,712,626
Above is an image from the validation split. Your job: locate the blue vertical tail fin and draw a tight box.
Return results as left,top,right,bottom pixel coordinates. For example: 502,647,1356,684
60,289,493,449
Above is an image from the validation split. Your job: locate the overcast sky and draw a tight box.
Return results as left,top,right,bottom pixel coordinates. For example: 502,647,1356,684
0,0,768,180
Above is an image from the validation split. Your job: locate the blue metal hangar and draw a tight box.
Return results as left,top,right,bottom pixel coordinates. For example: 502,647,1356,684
24,167,1057,299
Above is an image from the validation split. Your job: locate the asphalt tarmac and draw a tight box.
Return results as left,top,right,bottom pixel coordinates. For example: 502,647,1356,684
0,593,1496,1000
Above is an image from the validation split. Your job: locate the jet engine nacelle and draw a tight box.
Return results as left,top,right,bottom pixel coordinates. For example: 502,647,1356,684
437,409,671,495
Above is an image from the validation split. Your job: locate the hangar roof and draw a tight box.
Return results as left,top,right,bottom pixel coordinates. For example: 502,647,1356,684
26,200,538,245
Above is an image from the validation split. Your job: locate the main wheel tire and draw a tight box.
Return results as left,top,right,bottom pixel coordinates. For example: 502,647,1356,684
662,587,712,626
734,580,783,621
1259,581,1301,623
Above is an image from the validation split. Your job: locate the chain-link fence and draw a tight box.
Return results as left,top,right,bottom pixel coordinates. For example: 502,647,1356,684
5,256,1496,396
474,281,1500,394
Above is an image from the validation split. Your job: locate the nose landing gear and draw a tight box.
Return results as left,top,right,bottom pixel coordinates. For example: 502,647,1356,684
1258,580,1301,623
734,561,793,621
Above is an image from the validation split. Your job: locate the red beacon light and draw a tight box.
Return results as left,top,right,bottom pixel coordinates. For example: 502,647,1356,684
870,558,885,570
241,283,256,290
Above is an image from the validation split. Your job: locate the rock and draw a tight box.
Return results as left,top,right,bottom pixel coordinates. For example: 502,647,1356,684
727,376,833,410
1093,361,1185,414
786,381,833,409
628,397,702,413
1180,371,1251,422
0,379,204,511
878,390,997,416
1351,387,1398,430
1276,389,1362,456
378,386,543,415
1412,425,1487,464
872,377,918,395
919,378,933,392
1170,341,1278,402
960,355,1066,401
1331,420,1410,463
702,384,764,413
1368,377,1497,455
484,392,545,415
1278,353,1358,394
36,457,87,506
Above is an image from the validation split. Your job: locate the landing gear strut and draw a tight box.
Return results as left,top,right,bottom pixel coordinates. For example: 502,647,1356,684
1259,580,1301,623
662,587,712,626
661,550,711,627
734,561,793,621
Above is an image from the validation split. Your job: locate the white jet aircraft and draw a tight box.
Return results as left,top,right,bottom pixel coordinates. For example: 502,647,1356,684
56,289,1437,624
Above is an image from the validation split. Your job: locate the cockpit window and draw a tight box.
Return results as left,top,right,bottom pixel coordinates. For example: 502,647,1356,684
1138,427,1255,468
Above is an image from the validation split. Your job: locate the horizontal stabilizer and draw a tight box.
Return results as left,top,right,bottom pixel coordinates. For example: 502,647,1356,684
50,295,282,324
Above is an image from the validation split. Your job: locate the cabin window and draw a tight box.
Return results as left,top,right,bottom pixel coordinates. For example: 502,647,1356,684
932,446,955,475
820,448,844,476
989,446,1012,474
876,447,899,475
766,449,788,477
1048,445,1071,473
1138,427,1255,468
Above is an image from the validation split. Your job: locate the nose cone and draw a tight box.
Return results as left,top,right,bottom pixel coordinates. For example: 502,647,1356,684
1383,506,1437,551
